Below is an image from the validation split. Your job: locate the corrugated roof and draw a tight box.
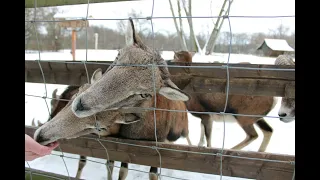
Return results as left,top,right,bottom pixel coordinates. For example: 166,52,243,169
258,39,294,52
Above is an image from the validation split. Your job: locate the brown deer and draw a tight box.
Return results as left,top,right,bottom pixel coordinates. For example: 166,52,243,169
34,18,191,180
70,18,190,119
32,86,93,179
33,69,190,180
32,86,79,127
172,51,279,152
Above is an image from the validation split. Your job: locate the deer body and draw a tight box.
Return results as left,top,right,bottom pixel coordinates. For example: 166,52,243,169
33,70,190,180
119,94,189,142
173,51,278,151
34,18,191,180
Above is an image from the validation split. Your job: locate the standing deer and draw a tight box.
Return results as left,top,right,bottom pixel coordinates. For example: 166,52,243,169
31,86,79,127
32,86,93,179
172,51,285,152
34,18,190,180
34,69,190,180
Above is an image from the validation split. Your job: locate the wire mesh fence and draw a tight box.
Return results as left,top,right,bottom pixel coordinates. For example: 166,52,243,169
25,0,295,179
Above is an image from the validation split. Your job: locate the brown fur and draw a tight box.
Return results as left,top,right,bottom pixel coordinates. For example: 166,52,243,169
70,19,190,119
36,81,189,180
32,86,119,179
119,93,189,142
173,51,276,152
33,19,191,180
173,51,193,65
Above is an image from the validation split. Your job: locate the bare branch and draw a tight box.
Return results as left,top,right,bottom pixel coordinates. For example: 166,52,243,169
204,0,231,55
181,0,200,52
168,0,188,50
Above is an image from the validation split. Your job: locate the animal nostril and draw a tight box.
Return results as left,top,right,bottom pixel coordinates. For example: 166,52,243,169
77,99,85,111
35,130,45,143
279,113,287,117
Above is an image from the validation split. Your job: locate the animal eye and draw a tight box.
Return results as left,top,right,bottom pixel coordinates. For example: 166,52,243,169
140,94,151,98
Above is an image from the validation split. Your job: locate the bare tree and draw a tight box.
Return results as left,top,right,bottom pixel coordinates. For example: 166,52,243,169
205,0,233,55
181,0,200,52
168,0,188,50
42,7,63,51
268,24,290,39
168,0,233,55
25,8,34,45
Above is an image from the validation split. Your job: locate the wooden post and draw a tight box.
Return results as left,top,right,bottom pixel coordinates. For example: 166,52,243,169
71,30,76,61
57,18,88,60
95,33,98,49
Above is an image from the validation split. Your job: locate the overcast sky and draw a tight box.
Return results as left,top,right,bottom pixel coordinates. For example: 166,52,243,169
53,0,295,35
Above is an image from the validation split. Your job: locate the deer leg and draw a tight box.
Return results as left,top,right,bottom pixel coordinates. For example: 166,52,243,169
181,127,192,146
118,162,128,180
149,167,158,180
164,139,174,144
198,122,205,147
76,155,87,179
186,135,192,146
107,160,114,180
231,121,258,151
202,115,213,148
256,119,273,152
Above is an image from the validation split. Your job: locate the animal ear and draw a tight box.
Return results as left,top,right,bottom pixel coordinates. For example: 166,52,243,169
159,79,190,101
31,118,36,126
52,89,58,99
173,51,182,62
115,118,141,124
125,17,148,50
125,18,134,46
38,120,44,126
114,114,141,124
51,89,59,105
91,68,103,84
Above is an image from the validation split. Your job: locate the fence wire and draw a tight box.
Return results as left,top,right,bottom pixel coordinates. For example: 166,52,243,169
25,15,295,23
25,0,295,180
30,0,71,179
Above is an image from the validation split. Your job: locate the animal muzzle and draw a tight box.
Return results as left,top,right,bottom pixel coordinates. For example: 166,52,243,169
278,113,287,117
34,127,58,146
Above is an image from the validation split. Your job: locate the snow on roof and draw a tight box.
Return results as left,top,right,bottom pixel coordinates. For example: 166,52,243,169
258,39,294,52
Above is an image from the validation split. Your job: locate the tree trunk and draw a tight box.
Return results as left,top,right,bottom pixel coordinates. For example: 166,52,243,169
168,0,188,51
205,0,230,55
182,0,200,52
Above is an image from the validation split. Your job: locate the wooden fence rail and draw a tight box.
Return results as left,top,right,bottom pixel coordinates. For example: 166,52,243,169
25,0,137,8
25,60,295,98
25,126,295,180
25,167,83,180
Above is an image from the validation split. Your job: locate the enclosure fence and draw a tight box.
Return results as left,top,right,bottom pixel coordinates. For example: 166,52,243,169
25,0,295,180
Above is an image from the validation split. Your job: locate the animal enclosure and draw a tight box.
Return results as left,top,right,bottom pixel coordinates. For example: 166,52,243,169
25,0,295,180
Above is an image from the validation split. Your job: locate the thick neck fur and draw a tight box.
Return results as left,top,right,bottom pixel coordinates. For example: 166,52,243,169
119,93,188,142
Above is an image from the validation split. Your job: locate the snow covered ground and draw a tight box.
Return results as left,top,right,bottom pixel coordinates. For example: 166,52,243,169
25,49,295,64
25,50,295,180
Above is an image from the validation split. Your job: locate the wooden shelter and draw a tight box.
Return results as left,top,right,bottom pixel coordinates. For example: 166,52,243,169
257,39,294,57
